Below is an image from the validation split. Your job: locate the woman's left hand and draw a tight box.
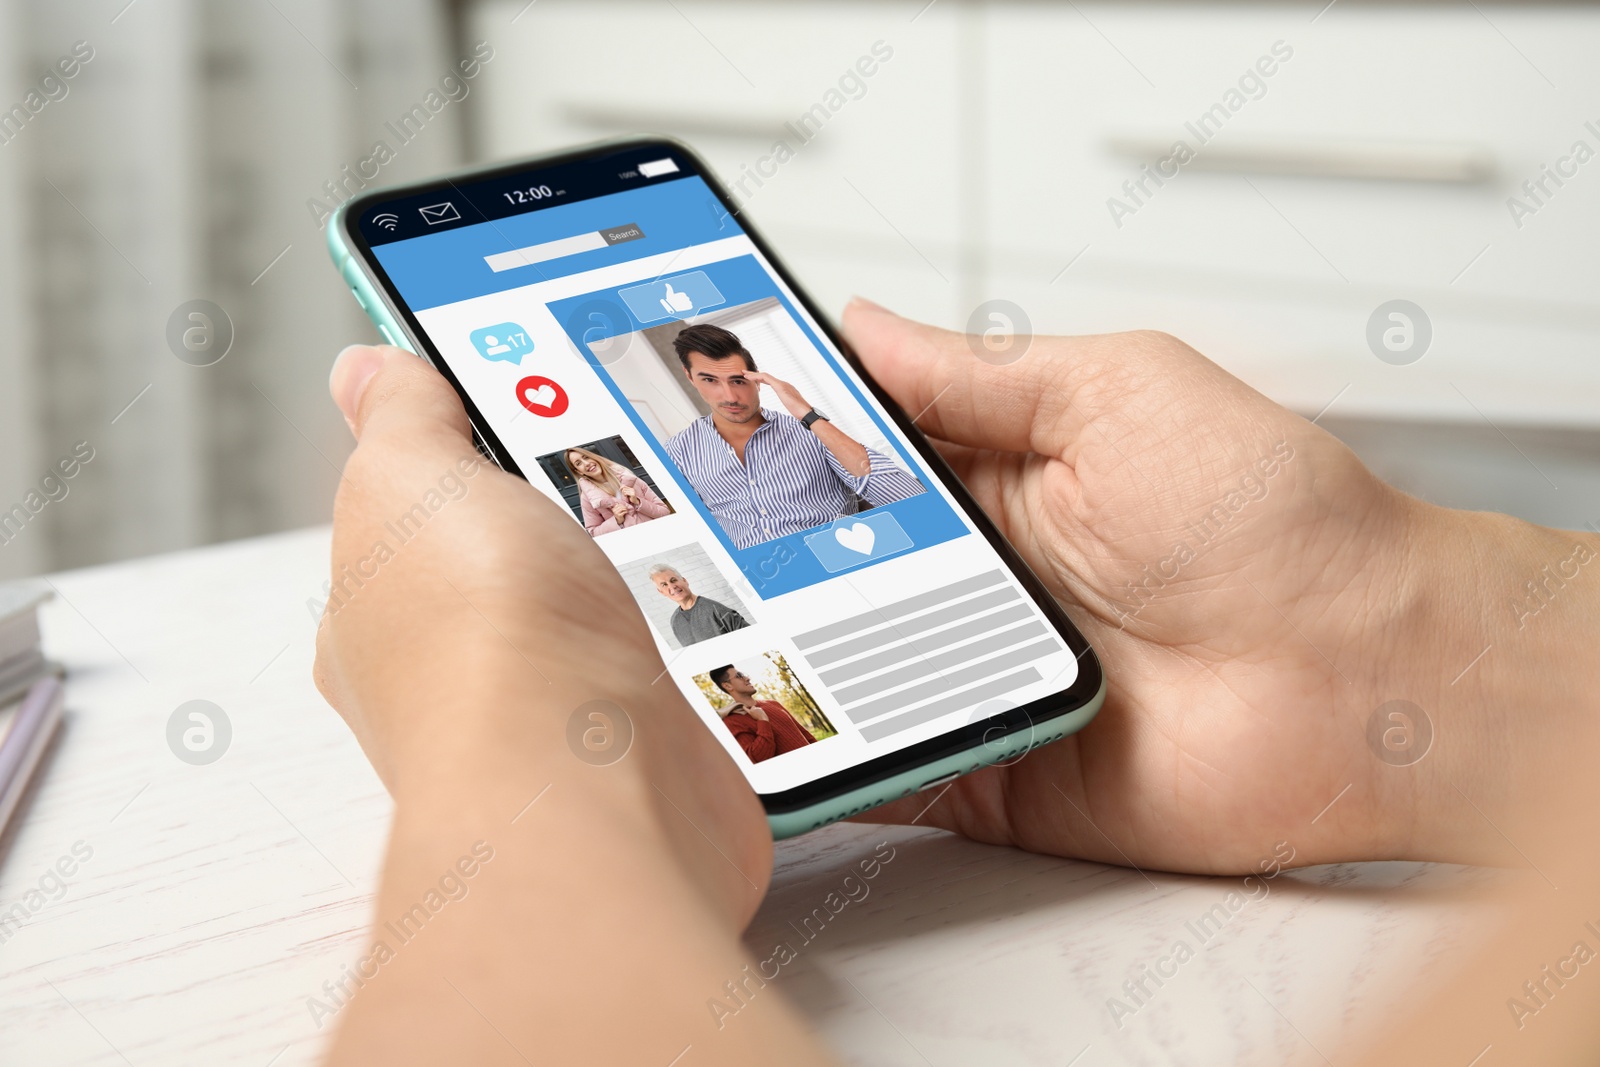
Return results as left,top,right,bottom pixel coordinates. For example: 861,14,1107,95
316,344,771,916
316,345,830,1066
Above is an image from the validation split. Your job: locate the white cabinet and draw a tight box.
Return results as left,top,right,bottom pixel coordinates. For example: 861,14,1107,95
469,0,1600,437
471,0,971,326
980,3,1600,425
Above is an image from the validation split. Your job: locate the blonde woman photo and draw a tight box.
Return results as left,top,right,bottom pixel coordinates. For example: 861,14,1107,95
563,445,672,537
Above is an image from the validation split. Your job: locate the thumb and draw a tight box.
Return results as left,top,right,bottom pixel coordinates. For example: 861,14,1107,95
330,344,474,454
842,298,1236,461
323,344,491,603
841,297,1078,456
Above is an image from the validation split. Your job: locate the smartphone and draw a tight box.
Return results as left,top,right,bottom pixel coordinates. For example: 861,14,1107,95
327,138,1104,838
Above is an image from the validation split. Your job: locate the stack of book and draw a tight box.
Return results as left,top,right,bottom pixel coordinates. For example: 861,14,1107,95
0,581,64,833
0,582,54,704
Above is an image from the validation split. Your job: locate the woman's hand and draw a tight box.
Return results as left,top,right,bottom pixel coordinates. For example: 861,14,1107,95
315,346,828,1066
842,300,1598,874
611,499,632,523
315,347,765,890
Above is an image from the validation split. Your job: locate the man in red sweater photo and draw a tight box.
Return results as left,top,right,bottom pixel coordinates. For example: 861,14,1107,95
708,664,818,764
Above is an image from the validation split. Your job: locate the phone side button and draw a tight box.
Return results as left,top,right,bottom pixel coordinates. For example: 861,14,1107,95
340,258,366,290
348,287,368,310
378,324,401,347
917,771,962,793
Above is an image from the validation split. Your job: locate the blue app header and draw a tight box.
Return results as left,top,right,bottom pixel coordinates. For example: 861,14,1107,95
372,176,742,311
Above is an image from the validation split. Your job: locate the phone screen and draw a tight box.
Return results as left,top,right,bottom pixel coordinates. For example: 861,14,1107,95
345,141,1097,807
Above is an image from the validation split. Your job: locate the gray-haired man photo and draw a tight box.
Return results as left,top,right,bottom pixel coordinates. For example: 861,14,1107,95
649,563,750,646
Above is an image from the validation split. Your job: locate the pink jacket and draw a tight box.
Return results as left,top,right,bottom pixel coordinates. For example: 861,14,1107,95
577,468,670,535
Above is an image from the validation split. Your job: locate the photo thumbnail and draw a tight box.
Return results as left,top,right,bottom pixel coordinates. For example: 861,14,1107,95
692,651,836,764
616,543,754,650
590,293,925,550
535,434,675,539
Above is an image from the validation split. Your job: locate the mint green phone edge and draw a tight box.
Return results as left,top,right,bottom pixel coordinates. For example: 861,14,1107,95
765,678,1105,837
323,154,1106,841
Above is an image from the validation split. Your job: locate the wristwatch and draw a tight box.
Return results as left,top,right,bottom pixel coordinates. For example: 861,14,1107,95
801,408,829,431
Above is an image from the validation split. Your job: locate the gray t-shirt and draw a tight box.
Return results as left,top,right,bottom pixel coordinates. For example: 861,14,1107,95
670,596,750,647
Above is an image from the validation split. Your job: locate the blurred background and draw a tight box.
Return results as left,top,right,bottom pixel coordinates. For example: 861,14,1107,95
1,0,1595,581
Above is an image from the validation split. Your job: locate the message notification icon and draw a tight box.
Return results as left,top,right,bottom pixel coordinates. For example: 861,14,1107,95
515,375,569,418
471,323,532,363
419,201,461,225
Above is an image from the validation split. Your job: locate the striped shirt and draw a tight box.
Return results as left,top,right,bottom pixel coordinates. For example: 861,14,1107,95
665,408,923,549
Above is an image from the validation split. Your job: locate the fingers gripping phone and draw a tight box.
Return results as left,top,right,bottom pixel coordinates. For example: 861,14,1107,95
327,138,1104,838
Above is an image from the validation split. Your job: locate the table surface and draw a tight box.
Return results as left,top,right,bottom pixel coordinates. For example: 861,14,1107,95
0,528,1495,1066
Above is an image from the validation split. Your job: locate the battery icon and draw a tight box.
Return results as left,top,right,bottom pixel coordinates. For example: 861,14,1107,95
638,157,679,178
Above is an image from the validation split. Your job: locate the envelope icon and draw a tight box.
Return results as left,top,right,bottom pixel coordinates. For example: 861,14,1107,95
418,201,461,226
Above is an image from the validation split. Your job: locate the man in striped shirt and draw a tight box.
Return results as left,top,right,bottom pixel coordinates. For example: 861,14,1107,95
662,323,923,550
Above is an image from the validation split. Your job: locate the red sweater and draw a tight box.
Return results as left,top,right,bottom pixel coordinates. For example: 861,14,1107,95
723,700,816,763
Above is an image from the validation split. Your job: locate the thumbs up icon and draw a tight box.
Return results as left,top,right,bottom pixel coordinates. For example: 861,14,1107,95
660,282,694,314
619,270,724,324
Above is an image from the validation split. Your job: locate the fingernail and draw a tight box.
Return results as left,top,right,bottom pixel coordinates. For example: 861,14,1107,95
330,345,384,434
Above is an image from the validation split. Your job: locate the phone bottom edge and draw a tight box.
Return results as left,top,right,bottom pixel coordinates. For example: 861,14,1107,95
764,674,1109,840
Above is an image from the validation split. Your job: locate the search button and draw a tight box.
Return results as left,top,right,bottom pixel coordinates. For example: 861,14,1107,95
600,223,645,246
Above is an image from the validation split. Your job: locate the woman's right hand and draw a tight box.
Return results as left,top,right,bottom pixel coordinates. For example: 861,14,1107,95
842,300,1599,875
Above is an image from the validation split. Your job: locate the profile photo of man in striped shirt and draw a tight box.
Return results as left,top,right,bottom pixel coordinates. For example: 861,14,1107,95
662,323,923,549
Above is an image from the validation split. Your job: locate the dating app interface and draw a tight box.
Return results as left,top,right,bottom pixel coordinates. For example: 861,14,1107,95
363,148,1080,794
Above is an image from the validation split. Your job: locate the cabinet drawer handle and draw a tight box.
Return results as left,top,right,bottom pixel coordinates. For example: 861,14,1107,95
1106,134,1495,183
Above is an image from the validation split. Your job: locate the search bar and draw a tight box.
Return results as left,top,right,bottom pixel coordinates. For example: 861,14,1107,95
484,223,645,273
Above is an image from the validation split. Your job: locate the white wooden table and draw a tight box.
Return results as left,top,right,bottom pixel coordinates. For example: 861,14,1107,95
0,528,1493,1066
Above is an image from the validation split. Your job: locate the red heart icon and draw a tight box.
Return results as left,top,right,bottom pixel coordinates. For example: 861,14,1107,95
515,375,569,417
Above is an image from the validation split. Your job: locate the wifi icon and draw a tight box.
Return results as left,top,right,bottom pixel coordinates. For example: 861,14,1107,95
372,212,400,231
